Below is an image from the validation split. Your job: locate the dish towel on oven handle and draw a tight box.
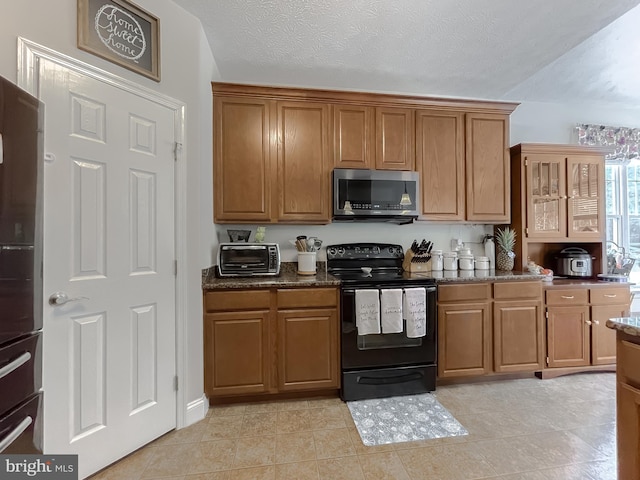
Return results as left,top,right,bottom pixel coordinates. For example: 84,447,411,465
403,287,427,338
355,289,381,335
380,288,404,334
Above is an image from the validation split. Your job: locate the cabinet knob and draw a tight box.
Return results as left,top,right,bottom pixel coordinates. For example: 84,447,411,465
593,320,600,325
585,320,592,325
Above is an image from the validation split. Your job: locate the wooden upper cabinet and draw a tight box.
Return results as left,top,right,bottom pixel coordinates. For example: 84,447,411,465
415,110,465,220
465,113,510,223
566,155,604,239
332,104,374,169
276,101,331,222
214,96,273,222
375,107,415,170
525,153,567,238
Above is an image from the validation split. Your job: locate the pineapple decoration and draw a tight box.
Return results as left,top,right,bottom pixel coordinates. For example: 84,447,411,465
495,227,516,271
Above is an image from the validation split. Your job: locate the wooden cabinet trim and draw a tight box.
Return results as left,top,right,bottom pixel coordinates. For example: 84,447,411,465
212,83,519,114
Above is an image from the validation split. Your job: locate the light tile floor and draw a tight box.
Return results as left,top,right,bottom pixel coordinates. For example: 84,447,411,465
90,372,617,479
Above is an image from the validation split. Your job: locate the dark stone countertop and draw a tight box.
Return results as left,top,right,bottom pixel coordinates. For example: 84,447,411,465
202,262,341,290
202,264,548,290
606,316,640,337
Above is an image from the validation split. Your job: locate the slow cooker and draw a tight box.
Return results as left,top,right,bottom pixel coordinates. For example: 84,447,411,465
556,247,594,278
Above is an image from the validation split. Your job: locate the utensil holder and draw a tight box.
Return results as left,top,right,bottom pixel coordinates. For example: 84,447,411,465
297,252,317,275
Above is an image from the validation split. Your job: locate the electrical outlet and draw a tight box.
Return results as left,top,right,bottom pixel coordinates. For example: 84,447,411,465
451,238,463,251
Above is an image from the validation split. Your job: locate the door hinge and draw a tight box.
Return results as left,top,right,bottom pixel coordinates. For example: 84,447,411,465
524,159,528,167
173,142,182,162
545,311,548,319
546,356,549,366
525,228,529,235
174,260,178,276
174,375,178,391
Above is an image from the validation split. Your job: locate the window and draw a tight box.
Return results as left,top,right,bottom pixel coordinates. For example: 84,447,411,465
577,124,640,281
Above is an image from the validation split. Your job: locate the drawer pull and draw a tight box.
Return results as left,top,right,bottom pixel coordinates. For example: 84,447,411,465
604,294,617,298
0,416,32,453
561,295,574,299
0,352,31,380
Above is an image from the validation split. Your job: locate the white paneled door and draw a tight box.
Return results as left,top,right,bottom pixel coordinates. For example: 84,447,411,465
38,58,177,478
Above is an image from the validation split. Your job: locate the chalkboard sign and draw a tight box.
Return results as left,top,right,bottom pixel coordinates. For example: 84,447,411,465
77,0,160,81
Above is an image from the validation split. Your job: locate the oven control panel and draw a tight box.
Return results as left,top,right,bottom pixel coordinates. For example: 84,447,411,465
326,243,404,260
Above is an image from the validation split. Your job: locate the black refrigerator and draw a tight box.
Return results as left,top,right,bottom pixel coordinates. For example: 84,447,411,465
0,75,44,454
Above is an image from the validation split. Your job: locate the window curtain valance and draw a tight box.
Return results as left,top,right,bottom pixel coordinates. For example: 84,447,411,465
576,124,640,161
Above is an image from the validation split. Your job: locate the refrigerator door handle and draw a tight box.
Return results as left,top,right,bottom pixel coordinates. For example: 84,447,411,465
0,416,32,453
0,352,31,380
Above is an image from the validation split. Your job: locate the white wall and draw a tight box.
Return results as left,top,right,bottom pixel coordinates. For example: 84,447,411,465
0,0,217,419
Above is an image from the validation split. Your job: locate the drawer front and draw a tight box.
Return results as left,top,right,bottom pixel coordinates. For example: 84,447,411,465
0,333,41,416
204,290,271,312
619,339,640,387
494,281,542,300
277,288,338,309
590,287,630,306
545,289,588,306
0,393,42,454
438,283,491,303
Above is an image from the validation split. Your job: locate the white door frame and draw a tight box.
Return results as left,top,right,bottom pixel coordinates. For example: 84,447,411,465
16,37,190,429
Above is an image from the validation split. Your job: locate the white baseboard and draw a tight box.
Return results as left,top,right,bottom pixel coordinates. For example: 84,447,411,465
185,394,209,426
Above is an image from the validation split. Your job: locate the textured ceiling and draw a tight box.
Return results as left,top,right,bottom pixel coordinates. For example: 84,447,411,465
172,0,640,107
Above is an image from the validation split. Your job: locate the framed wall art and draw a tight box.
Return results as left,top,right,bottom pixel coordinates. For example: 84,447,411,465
77,0,160,81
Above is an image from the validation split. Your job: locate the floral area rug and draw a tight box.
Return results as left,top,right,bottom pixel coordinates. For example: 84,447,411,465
347,393,468,446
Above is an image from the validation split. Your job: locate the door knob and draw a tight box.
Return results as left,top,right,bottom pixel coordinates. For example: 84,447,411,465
49,292,89,306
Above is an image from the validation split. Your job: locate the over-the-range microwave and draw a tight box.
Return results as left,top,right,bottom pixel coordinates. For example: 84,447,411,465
216,243,280,277
333,168,419,224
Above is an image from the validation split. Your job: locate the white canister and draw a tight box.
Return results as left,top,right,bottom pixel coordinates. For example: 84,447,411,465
443,251,458,271
431,250,443,271
297,251,317,275
458,247,472,256
459,254,474,270
475,256,490,270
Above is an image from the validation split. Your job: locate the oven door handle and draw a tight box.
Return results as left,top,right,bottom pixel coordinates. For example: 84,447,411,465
357,371,423,385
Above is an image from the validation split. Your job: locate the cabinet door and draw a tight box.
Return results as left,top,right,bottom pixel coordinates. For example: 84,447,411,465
204,311,271,396
437,302,492,377
276,101,330,222
591,304,628,365
332,104,373,169
525,154,567,238
546,306,590,368
465,113,510,223
214,97,273,222
277,308,339,391
415,110,465,220
617,382,640,480
494,300,544,372
566,155,605,239
375,107,414,170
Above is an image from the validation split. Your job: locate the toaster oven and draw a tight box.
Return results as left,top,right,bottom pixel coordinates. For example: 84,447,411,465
216,243,280,277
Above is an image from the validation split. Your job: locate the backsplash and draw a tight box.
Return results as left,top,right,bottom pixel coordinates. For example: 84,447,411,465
214,223,493,263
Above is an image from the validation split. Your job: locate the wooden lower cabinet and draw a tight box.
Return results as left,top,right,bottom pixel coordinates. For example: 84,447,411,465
438,280,543,379
494,299,544,372
546,305,590,368
277,308,338,391
438,301,492,377
543,285,630,373
204,287,339,399
204,311,271,396
616,335,640,480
